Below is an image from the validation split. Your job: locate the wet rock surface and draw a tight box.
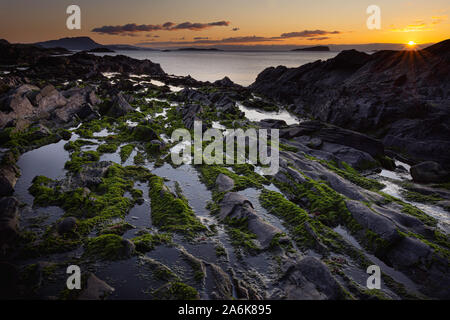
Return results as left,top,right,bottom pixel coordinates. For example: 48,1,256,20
251,40,450,169
0,38,448,300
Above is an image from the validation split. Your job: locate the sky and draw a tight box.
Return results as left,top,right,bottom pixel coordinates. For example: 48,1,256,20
0,0,449,48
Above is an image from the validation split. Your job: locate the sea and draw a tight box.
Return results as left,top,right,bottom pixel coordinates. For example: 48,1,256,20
94,50,338,86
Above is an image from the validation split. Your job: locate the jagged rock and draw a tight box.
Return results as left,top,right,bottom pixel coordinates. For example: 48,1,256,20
78,273,115,300
213,77,237,88
176,88,211,105
105,92,134,117
177,103,203,130
215,173,234,192
0,84,38,128
410,161,449,183
0,165,19,196
207,263,233,300
0,197,19,247
219,192,284,249
251,40,450,168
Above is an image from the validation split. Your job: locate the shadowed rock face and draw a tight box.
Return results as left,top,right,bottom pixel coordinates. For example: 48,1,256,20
250,39,450,168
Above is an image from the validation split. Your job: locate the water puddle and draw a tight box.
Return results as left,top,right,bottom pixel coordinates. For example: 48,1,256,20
237,102,301,126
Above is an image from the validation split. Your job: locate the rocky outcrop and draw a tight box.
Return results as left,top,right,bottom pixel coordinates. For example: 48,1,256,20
251,40,450,169
410,161,450,183
0,84,101,129
219,192,285,249
215,173,234,192
0,154,19,197
78,273,115,300
105,92,135,117
275,257,345,300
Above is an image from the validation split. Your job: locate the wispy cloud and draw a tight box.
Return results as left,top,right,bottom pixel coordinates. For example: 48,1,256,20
92,21,230,35
389,15,446,32
278,30,340,38
431,15,448,24
136,29,343,46
306,37,330,41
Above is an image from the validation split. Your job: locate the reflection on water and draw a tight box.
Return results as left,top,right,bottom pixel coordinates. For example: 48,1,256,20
94,50,338,86
14,140,70,205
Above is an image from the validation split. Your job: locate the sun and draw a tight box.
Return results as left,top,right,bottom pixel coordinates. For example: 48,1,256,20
408,41,417,46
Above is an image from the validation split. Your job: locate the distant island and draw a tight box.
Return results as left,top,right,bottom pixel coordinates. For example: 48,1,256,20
292,46,330,52
34,36,155,51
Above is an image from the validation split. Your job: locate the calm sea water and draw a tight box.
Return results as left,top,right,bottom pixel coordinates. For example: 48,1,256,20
95,50,338,86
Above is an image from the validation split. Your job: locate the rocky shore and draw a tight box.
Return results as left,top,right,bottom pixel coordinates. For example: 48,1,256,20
0,39,449,300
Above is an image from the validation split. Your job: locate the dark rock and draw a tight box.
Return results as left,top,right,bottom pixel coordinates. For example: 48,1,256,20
213,77,237,88
0,165,19,196
277,257,345,299
219,192,284,249
78,273,115,300
410,161,449,183
345,200,401,244
207,263,233,300
0,197,20,247
106,92,135,117
57,217,78,235
251,40,450,168
215,173,234,192
259,119,287,128
0,262,20,299
281,121,385,159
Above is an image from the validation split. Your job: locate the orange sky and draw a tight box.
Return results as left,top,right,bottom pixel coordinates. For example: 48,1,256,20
0,0,448,47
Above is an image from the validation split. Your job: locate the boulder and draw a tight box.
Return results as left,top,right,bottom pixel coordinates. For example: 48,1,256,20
215,173,234,192
57,217,78,235
276,257,344,300
345,200,401,244
106,92,134,117
410,161,449,183
78,273,115,300
0,165,19,196
219,192,284,249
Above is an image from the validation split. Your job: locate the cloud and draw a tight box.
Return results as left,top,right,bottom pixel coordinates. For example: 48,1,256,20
306,37,330,41
390,22,431,32
92,21,230,35
432,15,448,24
137,29,342,47
138,35,280,46
232,28,240,31
279,30,340,38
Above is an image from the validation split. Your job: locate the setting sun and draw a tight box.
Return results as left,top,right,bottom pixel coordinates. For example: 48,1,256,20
408,41,417,46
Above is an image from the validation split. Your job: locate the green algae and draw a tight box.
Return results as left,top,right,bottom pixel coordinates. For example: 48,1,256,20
148,175,206,237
